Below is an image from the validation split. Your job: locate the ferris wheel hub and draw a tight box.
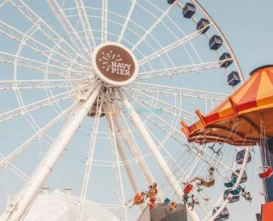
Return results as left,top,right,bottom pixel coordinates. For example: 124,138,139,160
92,42,138,87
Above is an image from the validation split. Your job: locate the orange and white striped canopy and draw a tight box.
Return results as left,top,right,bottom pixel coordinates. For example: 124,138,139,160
181,65,273,146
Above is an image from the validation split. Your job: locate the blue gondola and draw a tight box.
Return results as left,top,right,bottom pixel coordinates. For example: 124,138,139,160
182,3,196,18
223,188,240,203
230,185,243,195
163,198,171,205
227,71,241,86
224,177,237,188
231,169,247,184
212,207,229,221
236,149,252,164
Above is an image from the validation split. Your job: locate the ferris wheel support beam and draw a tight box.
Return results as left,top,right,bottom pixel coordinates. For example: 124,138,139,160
114,134,145,211
107,114,128,221
77,100,103,221
128,93,235,175
4,84,102,221
0,102,77,169
113,116,157,190
118,89,200,221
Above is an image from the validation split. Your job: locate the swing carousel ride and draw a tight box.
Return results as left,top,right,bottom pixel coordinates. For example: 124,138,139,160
0,0,268,220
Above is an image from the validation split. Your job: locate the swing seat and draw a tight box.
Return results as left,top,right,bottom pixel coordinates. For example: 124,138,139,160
147,187,157,198
224,177,237,188
183,184,193,194
259,166,273,179
169,202,178,211
230,185,242,195
201,179,215,187
134,194,144,204
148,197,157,209
182,195,189,203
163,198,171,205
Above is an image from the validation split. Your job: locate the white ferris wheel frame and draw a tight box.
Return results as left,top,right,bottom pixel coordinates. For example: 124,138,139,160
0,0,252,221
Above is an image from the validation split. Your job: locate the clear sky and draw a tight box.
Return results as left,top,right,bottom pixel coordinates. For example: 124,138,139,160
200,1,273,220
0,1,272,221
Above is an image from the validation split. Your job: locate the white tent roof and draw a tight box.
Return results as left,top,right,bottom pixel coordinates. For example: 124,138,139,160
2,190,119,221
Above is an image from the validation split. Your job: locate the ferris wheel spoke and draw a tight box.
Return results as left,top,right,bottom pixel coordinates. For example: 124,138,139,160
138,25,210,66
126,93,191,122
114,127,144,210
126,93,217,171
130,96,186,141
126,95,233,177
0,0,8,7
114,112,156,190
0,152,29,181
77,98,103,221
131,2,176,52
0,102,78,169
0,86,82,123
136,59,232,80
0,78,88,91
0,52,85,77
8,0,91,65
116,116,167,201
101,0,108,43
125,87,197,122
118,0,137,43
46,0,90,56
5,163,28,181
75,0,96,50
131,82,227,101
0,21,90,71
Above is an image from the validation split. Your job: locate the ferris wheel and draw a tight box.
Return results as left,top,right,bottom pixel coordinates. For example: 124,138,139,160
0,0,257,220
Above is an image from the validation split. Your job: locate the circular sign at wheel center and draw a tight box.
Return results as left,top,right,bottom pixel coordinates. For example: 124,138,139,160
92,42,138,86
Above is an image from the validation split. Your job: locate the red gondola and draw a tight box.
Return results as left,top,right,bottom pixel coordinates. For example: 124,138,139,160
183,183,193,195
259,166,273,179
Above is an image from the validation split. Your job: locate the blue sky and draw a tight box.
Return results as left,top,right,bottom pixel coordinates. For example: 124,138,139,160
201,0,273,220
